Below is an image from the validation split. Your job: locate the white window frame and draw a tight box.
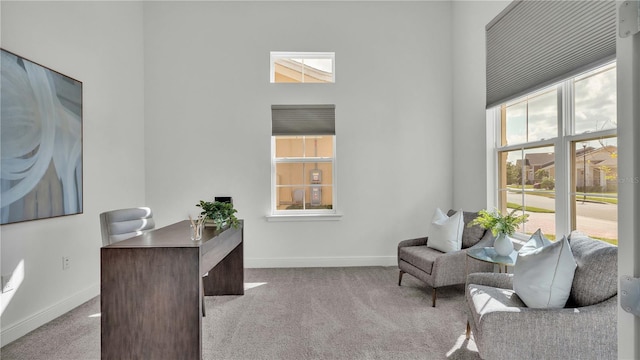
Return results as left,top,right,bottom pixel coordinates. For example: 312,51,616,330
489,62,617,241
270,52,335,84
267,135,340,221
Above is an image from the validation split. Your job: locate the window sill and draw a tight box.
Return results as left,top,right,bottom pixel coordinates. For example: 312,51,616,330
266,213,343,222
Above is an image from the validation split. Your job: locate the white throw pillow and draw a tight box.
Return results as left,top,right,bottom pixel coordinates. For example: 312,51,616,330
426,208,464,253
518,228,551,254
513,234,577,309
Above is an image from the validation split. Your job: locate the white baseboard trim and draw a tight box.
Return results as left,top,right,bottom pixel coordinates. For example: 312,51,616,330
1,283,99,347
245,256,397,268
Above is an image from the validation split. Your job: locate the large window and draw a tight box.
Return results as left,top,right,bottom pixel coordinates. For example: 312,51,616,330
494,62,617,245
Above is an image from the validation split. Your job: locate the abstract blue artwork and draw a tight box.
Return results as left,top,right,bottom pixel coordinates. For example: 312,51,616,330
1,49,83,224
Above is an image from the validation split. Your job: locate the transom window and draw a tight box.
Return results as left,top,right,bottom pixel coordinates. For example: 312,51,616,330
270,52,335,84
494,62,618,245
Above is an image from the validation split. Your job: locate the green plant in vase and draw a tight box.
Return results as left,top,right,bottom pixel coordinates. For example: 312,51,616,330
469,208,529,256
196,200,239,229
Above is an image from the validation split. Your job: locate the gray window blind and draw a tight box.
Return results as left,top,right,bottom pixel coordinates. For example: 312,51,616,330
486,0,616,108
271,105,336,136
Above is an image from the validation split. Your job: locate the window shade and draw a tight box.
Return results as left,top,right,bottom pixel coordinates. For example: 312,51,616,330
271,105,335,135
486,0,616,108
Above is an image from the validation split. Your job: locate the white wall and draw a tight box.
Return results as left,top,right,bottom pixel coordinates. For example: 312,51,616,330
0,1,145,346
451,0,509,210
143,1,455,267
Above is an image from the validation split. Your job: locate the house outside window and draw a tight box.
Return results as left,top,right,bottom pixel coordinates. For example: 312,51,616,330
494,62,618,245
271,105,337,217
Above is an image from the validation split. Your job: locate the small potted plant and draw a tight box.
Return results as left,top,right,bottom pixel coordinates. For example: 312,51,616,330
469,208,529,256
196,200,240,229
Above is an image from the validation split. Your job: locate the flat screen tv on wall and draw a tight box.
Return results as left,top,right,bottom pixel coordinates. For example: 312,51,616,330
1,49,83,225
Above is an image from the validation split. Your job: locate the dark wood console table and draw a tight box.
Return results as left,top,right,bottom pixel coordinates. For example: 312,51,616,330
100,220,244,360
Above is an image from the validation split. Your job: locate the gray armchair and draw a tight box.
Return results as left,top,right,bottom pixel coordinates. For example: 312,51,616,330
398,210,495,307
465,234,617,360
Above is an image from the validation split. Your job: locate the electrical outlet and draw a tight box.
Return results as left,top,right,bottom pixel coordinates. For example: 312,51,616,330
62,256,70,270
2,275,16,293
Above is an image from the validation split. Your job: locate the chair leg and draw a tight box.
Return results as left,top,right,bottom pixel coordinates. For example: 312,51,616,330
398,270,404,286
432,288,437,307
466,320,471,340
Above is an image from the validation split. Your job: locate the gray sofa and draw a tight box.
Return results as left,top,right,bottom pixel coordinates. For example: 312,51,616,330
398,210,495,307
465,233,617,360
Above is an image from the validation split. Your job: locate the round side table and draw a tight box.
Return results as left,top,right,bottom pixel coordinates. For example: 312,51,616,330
467,247,517,273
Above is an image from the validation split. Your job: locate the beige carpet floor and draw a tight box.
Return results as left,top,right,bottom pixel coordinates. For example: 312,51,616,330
1,266,480,360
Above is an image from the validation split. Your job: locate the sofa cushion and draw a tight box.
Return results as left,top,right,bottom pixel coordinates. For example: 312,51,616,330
447,209,487,249
398,246,444,275
567,231,618,307
513,235,576,308
427,208,463,253
467,284,525,328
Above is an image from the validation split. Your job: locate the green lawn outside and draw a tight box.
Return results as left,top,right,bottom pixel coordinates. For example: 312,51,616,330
507,202,555,213
506,186,618,205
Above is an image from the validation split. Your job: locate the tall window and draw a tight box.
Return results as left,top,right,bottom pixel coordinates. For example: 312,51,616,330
494,62,617,245
570,64,617,244
271,105,336,215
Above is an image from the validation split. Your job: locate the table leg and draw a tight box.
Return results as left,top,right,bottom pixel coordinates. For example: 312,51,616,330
101,247,201,360
203,241,244,296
